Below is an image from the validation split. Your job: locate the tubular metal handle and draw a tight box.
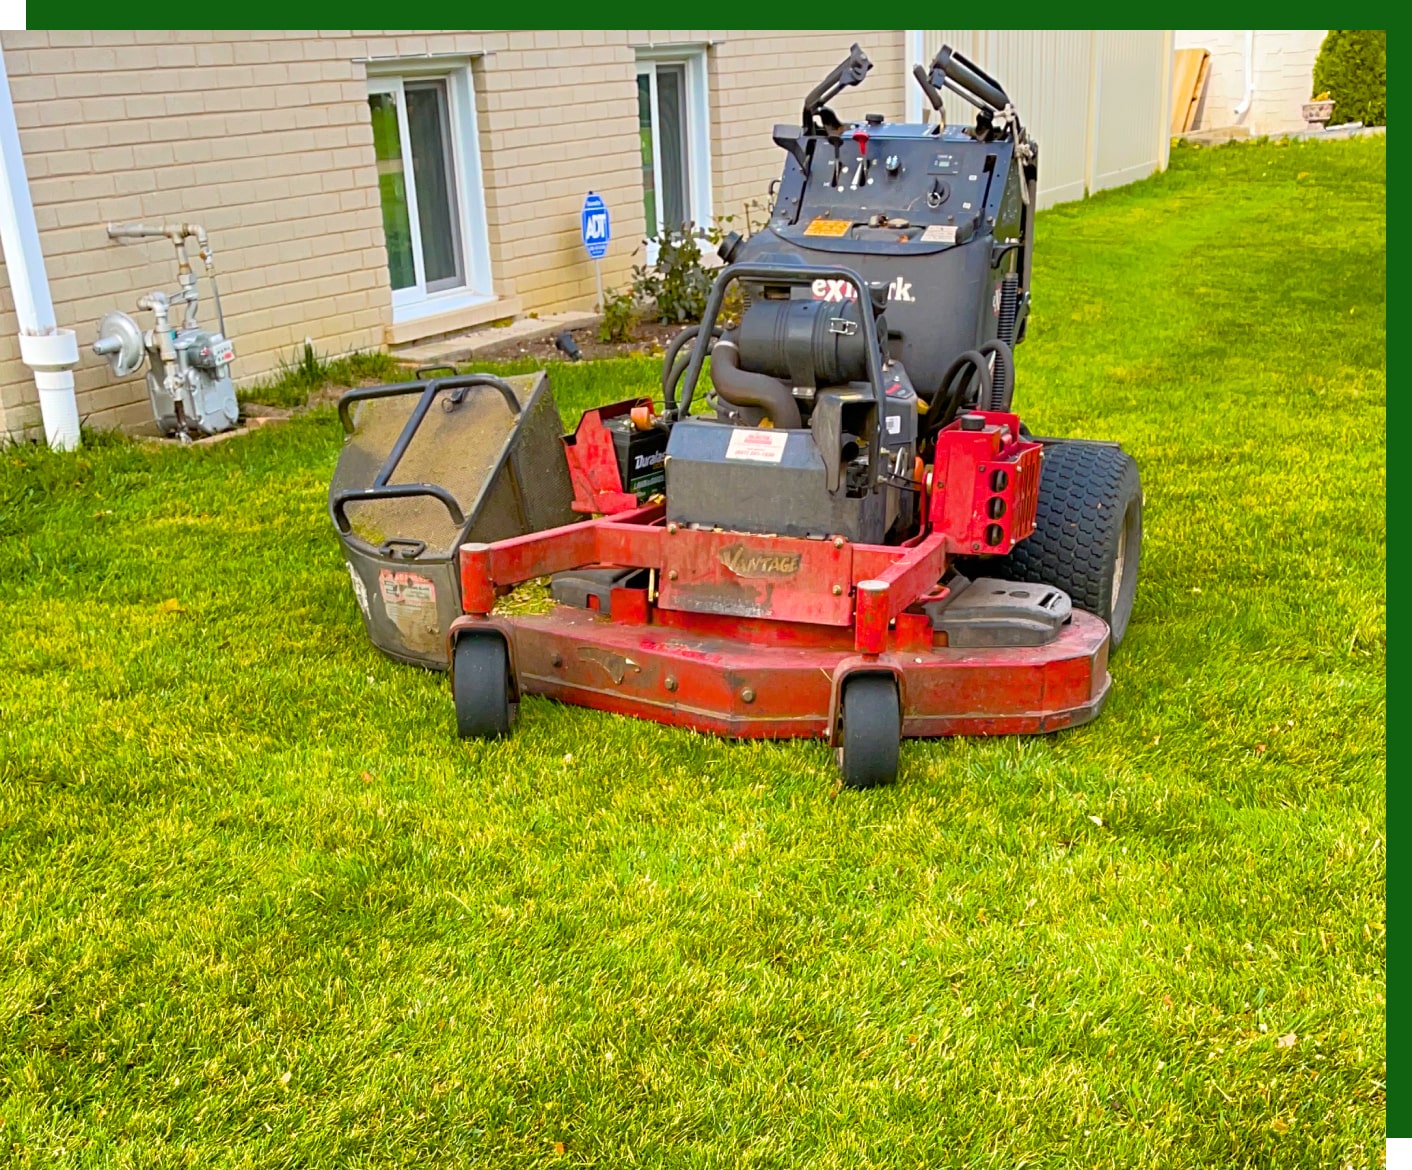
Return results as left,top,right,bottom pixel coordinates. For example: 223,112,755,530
330,483,466,535
336,374,521,435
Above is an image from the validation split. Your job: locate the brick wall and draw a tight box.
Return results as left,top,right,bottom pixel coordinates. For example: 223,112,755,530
0,30,905,439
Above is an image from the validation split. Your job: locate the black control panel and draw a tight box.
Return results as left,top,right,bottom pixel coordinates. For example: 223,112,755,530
768,123,1022,255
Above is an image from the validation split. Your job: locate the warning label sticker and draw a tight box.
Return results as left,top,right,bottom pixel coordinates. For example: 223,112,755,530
921,224,958,244
725,428,789,464
803,217,852,237
378,569,440,655
379,570,436,609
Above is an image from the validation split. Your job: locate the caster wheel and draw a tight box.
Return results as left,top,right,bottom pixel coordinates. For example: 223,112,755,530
452,634,516,739
837,674,900,789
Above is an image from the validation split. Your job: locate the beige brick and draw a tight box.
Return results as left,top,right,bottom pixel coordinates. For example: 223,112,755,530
10,73,57,102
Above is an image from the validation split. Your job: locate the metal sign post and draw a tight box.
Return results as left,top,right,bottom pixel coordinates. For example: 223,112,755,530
580,191,611,309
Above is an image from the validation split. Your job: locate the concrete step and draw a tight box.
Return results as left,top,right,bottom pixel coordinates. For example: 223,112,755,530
393,311,600,367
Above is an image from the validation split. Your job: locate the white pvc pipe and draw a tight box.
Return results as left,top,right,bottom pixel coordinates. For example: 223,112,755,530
1233,30,1255,119
0,45,80,449
905,30,926,124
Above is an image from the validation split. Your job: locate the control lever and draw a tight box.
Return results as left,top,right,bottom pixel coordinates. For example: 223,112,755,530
828,136,843,188
912,63,946,115
850,127,871,189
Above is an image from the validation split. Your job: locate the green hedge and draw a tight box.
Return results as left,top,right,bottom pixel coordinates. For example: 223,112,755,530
1313,30,1387,126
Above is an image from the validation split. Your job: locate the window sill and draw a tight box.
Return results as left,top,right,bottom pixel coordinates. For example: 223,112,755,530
384,294,523,346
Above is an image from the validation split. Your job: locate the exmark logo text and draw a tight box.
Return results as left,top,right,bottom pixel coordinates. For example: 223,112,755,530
811,277,914,303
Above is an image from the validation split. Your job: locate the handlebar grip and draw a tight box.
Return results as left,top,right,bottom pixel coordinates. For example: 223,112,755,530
933,46,1009,111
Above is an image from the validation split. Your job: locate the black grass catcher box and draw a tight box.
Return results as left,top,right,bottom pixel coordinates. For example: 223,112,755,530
329,371,576,670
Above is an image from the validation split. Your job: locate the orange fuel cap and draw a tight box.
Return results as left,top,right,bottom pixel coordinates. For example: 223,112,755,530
630,404,654,430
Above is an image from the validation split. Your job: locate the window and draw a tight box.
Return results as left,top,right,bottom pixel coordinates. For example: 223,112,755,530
366,66,493,323
636,50,712,263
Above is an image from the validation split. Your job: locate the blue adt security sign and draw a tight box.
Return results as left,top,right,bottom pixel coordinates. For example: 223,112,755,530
581,192,610,260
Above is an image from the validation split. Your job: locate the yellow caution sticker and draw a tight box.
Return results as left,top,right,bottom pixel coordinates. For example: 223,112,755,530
803,217,852,237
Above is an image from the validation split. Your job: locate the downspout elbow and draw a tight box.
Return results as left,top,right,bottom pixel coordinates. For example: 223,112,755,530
1233,30,1255,119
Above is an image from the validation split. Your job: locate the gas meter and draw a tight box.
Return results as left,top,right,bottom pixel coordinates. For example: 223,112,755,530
93,223,239,439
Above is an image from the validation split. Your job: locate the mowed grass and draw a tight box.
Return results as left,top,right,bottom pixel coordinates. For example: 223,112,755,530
0,138,1384,1167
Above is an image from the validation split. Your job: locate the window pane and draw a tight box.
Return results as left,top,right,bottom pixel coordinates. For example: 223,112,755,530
637,72,657,239
368,92,415,291
405,81,464,291
656,65,688,231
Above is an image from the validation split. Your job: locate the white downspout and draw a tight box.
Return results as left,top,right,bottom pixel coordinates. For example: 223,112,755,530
1233,29,1255,121
905,30,926,124
0,44,80,450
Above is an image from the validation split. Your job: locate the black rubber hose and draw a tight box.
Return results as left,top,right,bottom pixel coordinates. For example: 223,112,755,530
663,325,719,407
663,325,722,412
978,338,1014,411
710,337,802,429
922,349,991,437
661,325,698,414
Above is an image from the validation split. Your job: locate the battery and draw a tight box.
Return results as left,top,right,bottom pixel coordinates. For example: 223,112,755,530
604,415,669,500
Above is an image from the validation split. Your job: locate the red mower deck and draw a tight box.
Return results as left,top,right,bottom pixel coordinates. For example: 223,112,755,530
450,603,1109,743
450,491,1110,747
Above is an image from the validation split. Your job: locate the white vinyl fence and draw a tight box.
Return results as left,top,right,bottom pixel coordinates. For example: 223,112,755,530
907,30,1174,209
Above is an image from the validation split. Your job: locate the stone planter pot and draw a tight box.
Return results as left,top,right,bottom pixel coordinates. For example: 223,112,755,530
1303,100,1335,128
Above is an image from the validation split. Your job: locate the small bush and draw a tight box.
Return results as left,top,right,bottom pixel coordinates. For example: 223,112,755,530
632,224,715,324
598,286,636,343
1313,30,1386,127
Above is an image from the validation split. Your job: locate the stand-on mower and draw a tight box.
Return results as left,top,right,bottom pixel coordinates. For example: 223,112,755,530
334,44,1142,788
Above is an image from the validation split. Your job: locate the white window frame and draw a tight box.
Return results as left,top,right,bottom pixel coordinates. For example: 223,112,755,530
635,47,713,266
365,61,495,324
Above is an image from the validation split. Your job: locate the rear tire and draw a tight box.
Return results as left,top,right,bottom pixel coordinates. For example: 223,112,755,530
837,674,901,789
978,441,1142,645
453,634,515,738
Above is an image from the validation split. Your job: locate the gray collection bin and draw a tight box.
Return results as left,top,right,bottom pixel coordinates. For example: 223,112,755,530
329,371,577,670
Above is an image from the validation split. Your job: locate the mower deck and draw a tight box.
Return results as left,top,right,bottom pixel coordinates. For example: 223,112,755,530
450,497,1111,748
450,602,1110,742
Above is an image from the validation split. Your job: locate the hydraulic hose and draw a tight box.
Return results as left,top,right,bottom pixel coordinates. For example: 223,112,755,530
662,324,722,413
922,348,992,439
709,336,802,429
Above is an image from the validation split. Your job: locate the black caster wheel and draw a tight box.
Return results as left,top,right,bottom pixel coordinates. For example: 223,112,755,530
837,674,901,789
452,634,516,739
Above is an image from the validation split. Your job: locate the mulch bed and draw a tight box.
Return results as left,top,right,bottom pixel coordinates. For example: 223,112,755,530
469,320,688,364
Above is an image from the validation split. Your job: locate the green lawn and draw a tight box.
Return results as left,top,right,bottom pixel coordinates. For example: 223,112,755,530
0,138,1385,1167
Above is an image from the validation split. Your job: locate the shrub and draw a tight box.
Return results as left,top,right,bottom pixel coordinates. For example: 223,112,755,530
598,286,636,343
1313,30,1387,127
631,224,715,324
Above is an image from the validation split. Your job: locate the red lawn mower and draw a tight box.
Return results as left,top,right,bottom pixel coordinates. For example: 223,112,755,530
332,45,1142,788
